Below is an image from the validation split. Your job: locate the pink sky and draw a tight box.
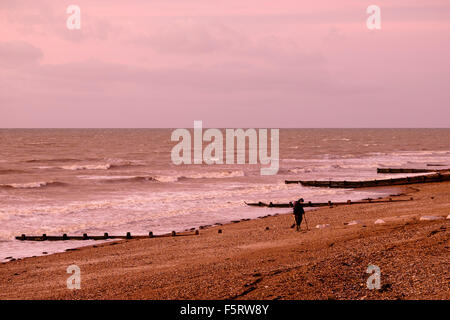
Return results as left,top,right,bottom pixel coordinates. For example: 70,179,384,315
1,0,449,128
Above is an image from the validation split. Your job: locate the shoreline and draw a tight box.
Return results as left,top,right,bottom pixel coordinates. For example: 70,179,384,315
0,182,448,299
2,185,401,262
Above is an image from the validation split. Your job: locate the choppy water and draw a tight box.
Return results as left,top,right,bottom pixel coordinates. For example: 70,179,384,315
0,129,449,260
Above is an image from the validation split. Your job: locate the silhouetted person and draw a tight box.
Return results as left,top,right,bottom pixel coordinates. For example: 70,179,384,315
292,198,305,231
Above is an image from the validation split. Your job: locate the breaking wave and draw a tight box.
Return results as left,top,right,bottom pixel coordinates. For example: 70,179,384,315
155,170,245,182
26,158,85,163
61,164,112,170
37,161,145,171
77,175,156,183
0,181,66,189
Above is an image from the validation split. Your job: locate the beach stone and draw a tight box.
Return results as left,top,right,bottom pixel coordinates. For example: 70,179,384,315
315,224,331,229
420,216,444,221
446,215,450,220
347,220,362,226
374,219,386,224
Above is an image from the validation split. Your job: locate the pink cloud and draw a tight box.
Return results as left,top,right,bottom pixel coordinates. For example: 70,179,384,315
0,1,449,127
0,41,43,68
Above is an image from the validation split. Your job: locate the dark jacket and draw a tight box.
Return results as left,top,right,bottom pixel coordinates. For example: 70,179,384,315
293,201,305,216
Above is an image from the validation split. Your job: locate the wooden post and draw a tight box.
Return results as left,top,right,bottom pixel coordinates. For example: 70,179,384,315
171,231,176,237
63,234,68,240
218,229,222,234
347,200,351,204
21,234,25,241
149,231,153,238
42,234,47,240
126,232,132,239
328,201,332,207
83,233,88,240
104,232,109,239
195,230,199,235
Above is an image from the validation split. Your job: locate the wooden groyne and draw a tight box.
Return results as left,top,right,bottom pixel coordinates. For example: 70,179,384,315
376,168,438,174
285,172,450,188
246,198,413,208
15,230,199,242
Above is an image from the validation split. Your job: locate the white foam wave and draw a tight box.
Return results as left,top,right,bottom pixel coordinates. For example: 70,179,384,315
37,160,147,171
154,175,179,183
77,175,155,183
155,170,245,182
61,164,111,170
183,170,245,179
0,181,64,189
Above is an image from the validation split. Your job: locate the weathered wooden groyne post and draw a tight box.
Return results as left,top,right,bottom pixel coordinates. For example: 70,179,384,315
16,229,200,241
285,171,450,188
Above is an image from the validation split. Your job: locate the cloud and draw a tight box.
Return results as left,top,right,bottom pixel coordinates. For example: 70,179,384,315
134,20,248,55
1,1,450,127
0,41,43,68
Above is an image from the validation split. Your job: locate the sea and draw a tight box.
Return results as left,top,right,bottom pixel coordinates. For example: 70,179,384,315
0,129,449,260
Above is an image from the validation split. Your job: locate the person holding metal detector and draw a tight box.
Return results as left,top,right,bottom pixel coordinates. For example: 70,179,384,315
292,198,308,231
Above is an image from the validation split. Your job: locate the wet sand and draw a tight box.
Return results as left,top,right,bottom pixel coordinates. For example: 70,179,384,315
0,182,449,300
